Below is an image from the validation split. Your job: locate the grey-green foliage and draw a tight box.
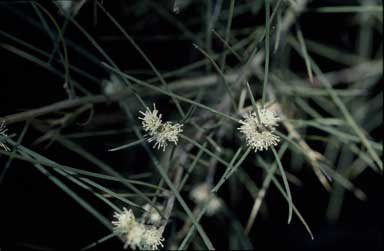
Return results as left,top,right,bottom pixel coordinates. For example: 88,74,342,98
0,0,382,250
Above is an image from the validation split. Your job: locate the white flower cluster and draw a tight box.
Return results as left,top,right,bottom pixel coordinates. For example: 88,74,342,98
112,208,164,250
102,74,126,96
142,204,163,225
238,107,280,152
139,104,183,151
190,183,223,216
137,103,281,153
0,122,9,151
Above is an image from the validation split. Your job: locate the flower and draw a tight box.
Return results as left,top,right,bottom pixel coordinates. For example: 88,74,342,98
139,104,183,151
238,107,280,152
148,122,183,151
112,208,136,235
112,208,165,250
205,197,223,216
142,204,163,225
240,129,280,152
257,108,280,129
102,74,126,95
190,183,210,203
112,208,143,249
0,122,10,151
139,104,163,135
190,183,223,216
142,227,165,250
124,223,146,250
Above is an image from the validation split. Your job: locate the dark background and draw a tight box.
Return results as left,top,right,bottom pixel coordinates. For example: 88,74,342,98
0,1,383,250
